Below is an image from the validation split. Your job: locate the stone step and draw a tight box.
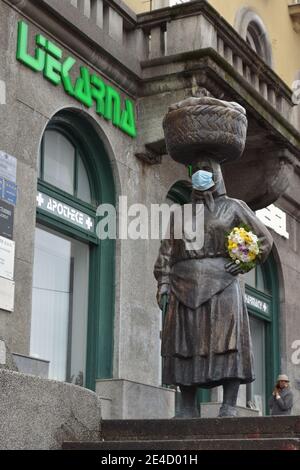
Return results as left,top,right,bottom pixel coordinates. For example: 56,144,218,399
63,438,300,451
100,416,300,442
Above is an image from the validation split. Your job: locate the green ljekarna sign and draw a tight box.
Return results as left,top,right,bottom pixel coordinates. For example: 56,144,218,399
16,21,136,138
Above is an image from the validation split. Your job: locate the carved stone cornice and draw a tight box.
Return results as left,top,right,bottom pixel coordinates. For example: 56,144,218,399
223,149,296,211
135,149,162,165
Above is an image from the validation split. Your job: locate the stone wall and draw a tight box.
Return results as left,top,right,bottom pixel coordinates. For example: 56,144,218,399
0,369,102,449
0,0,185,397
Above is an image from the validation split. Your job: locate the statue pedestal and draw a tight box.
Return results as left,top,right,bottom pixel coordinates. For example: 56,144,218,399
200,401,259,418
96,379,175,419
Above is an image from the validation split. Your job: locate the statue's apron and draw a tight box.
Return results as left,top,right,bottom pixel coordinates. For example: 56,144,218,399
170,257,235,309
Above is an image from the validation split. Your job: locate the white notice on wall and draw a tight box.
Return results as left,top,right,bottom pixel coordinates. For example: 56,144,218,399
0,80,6,105
0,277,15,312
0,236,15,280
0,151,17,183
256,204,289,239
0,340,6,364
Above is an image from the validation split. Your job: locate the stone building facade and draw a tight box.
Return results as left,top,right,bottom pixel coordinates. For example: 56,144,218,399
0,0,300,445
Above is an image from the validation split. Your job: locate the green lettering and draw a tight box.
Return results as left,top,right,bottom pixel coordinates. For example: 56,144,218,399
61,57,76,96
46,41,62,60
44,54,62,85
74,66,93,107
16,21,45,72
105,86,121,126
16,21,137,137
36,34,47,48
91,74,106,116
119,99,136,138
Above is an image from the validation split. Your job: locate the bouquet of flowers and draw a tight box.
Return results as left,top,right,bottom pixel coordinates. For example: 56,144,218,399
226,224,260,272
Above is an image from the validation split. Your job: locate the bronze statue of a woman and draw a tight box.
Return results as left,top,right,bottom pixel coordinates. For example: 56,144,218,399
154,94,273,417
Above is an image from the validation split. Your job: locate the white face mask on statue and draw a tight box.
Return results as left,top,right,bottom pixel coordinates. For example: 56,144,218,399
192,170,215,191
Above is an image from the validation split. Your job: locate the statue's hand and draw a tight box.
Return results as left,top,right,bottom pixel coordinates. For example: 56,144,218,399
156,284,170,309
225,261,244,276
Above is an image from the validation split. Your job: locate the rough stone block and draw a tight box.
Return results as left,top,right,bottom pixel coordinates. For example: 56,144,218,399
167,15,217,56
12,353,49,379
0,369,102,449
96,379,175,419
200,402,259,418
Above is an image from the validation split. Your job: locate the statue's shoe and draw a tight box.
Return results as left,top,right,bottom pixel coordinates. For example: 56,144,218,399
218,404,238,417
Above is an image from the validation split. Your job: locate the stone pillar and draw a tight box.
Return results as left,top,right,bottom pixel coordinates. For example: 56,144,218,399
104,6,123,43
91,0,103,28
166,14,217,56
149,26,164,59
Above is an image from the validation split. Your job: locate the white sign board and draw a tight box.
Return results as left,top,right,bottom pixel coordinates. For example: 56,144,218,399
36,192,95,233
0,277,15,311
0,80,6,105
0,236,15,280
256,204,289,239
0,151,17,183
0,340,6,365
245,293,269,314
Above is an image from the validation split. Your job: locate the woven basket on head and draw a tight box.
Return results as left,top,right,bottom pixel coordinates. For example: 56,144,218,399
163,96,248,165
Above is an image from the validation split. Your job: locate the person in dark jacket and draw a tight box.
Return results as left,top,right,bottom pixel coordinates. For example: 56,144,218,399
269,374,293,415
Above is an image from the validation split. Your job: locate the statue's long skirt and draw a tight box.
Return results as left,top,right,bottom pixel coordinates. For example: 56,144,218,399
161,277,255,388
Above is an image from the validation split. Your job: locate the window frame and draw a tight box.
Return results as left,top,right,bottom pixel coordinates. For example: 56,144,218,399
34,110,116,392
246,22,264,57
245,254,280,415
234,7,273,67
39,125,94,208
31,223,90,385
